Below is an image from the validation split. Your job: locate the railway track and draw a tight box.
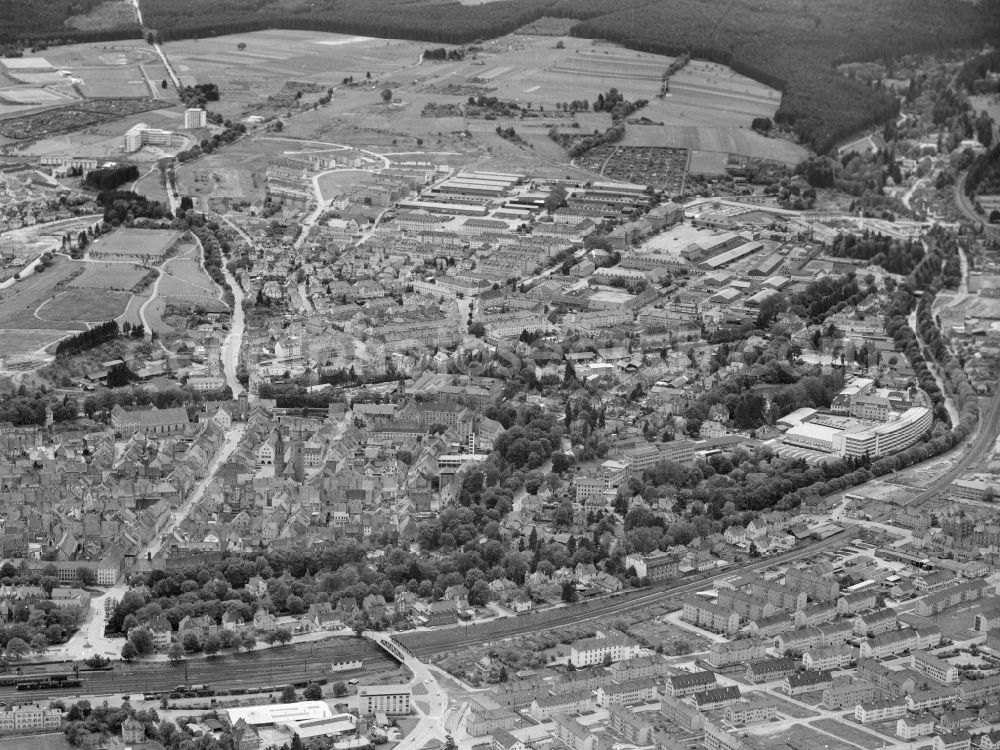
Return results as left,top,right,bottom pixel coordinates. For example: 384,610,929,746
402,528,858,656
0,638,392,703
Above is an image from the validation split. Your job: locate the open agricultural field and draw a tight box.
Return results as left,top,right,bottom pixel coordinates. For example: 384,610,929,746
619,121,805,165
181,166,256,201
968,274,1000,294
688,150,727,175
163,29,423,119
0,97,170,141
170,30,803,172
159,255,222,300
87,228,181,260
11,105,183,160
173,137,294,206
664,60,780,126
959,294,1000,319
0,328,73,359
469,41,664,104
0,87,71,106
0,216,100,260
0,256,87,331
0,42,174,138
69,261,148,291
132,166,171,205
0,56,79,119
35,288,131,323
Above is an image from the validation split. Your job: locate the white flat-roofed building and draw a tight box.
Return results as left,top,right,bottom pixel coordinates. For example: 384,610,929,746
123,123,179,152
589,180,647,195
358,685,412,715
783,421,840,452
227,700,333,727
569,632,639,668
397,199,487,215
286,713,357,739
834,406,932,458
777,408,817,428
184,108,207,128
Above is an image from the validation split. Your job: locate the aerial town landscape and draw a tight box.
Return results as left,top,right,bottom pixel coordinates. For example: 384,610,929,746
1,0,1000,749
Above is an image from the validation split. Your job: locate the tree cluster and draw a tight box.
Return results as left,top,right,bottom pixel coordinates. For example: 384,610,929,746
178,82,220,109
97,190,171,225
56,320,119,357
84,164,139,192
790,273,866,325
825,232,924,276
184,218,234,307
966,144,1000,198
174,119,246,163
424,47,464,61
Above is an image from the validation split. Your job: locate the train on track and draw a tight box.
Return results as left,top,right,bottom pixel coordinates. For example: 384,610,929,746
9,673,82,691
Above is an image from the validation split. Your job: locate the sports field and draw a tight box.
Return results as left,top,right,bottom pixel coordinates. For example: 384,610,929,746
74,66,150,98
87,228,181,260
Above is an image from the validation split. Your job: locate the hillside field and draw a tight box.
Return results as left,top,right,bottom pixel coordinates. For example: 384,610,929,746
169,30,804,165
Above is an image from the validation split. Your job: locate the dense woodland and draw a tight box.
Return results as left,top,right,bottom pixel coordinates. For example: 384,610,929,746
4,0,996,155
0,0,137,44
84,164,139,193
825,233,925,276
966,144,1000,199
55,320,120,357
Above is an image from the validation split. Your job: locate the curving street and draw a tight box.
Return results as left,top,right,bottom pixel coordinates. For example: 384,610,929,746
367,634,449,750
